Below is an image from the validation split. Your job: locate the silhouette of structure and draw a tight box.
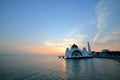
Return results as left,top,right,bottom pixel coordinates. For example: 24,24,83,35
64,42,93,59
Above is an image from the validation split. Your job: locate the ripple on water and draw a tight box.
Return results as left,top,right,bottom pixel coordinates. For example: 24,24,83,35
0,55,120,80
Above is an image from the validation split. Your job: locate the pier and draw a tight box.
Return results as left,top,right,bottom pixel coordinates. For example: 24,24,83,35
58,55,93,59
58,56,66,59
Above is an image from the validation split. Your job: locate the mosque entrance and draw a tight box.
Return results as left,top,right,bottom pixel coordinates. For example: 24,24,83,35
71,50,82,57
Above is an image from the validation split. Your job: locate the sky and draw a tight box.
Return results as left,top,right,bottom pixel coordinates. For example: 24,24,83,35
0,0,120,54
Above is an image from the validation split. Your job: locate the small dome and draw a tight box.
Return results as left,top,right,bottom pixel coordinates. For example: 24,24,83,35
71,43,78,48
82,47,87,50
102,49,110,53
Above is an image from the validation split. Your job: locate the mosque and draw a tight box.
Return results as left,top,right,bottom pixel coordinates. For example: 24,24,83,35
65,42,93,59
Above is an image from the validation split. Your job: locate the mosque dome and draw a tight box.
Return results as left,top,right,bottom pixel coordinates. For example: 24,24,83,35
71,44,78,49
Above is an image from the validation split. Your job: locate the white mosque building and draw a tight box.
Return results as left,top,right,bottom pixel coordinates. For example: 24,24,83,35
65,42,93,58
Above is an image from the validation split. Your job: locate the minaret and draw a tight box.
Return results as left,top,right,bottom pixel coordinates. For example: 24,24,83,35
87,41,91,54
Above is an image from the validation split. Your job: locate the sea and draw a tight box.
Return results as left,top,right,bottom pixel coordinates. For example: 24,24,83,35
0,54,120,80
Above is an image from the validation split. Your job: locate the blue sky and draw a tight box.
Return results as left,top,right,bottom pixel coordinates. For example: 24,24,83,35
0,0,120,54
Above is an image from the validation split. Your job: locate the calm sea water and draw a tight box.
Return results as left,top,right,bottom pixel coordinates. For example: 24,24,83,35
0,54,120,80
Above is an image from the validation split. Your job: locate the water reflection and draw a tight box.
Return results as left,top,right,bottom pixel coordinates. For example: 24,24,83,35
65,59,82,80
0,55,120,80
63,58,120,80
64,59,97,80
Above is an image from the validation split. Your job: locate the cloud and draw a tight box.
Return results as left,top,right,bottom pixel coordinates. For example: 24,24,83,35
98,28,120,43
64,33,87,47
92,30,102,42
44,30,87,47
95,0,112,30
92,0,120,51
44,41,56,47
93,0,110,42
93,0,120,43
38,17,98,54
38,28,88,54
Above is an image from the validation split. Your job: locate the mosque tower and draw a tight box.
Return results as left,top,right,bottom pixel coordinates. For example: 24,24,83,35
87,42,91,54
